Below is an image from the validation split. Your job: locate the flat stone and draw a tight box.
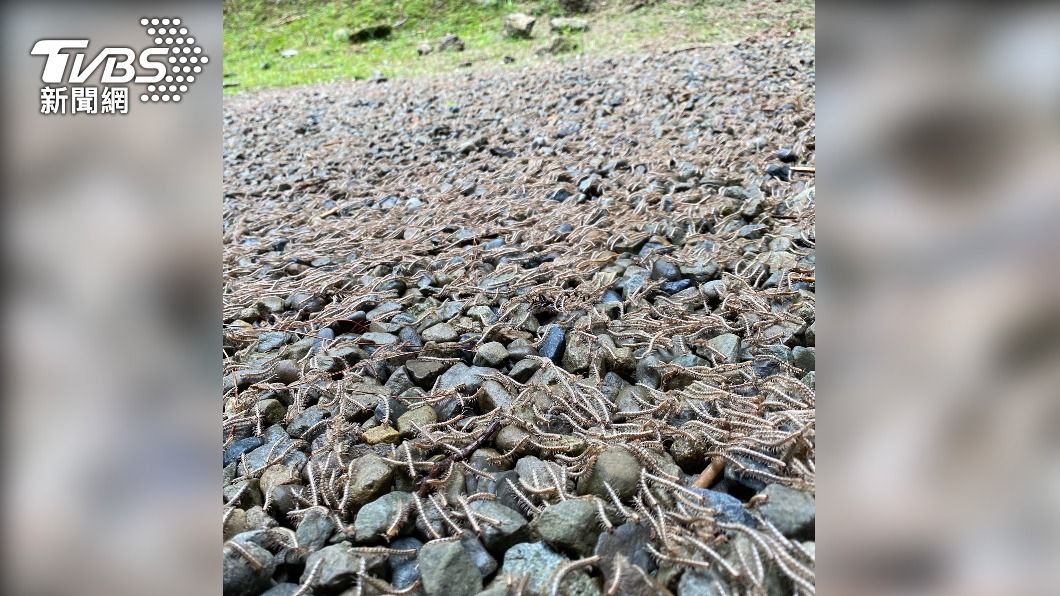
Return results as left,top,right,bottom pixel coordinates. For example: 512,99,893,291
405,359,449,388
689,488,757,527
595,522,655,582
423,323,460,343
703,333,741,364
758,484,815,538
473,341,509,367
508,358,540,382
344,452,394,507
470,500,530,555
363,424,401,445
388,537,423,589
577,447,642,502
533,499,599,556
365,301,401,321
437,363,494,391
296,507,335,551
479,379,514,411
418,539,483,596
301,542,375,592
499,542,600,596
503,13,536,39
355,491,413,542
792,346,815,374
562,329,591,373
397,405,438,435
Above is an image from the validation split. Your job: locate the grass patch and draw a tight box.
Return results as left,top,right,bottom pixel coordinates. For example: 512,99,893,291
223,0,814,93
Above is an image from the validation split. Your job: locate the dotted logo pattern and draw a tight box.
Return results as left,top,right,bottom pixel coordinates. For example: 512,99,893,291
138,17,208,103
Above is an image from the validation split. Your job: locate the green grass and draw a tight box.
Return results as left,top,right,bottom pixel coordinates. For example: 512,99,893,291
223,0,814,93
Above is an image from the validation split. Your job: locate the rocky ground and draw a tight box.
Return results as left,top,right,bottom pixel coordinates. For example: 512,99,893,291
223,35,815,596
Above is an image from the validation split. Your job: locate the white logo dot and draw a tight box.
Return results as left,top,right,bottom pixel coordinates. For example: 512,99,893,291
151,18,159,25
140,93,148,100
187,75,195,82
140,18,148,25
168,56,176,63
200,56,208,64
173,18,180,25
147,28,155,34
162,94,170,101
176,37,184,44
169,28,177,35
173,95,181,102
193,66,201,73
151,94,159,101
179,28,187,35
155,38,163,44
179,56,187,63
189,57,197,63
147,84,155,91
161,18,169,25
193,47,201,54
165,75,173,82
175,75,184,82
165,38,173,44
182,47,190,54
187,37,195,44
179,85,188,92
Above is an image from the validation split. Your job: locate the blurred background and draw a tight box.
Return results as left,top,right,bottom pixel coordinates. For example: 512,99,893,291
4,1,1060,595
819,4,1060,595
1,2,220,595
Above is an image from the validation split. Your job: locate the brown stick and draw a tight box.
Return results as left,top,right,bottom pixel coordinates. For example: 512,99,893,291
692,457,725,489
417,420,501,497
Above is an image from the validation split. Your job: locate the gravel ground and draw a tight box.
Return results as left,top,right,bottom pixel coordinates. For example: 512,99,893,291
223,37,815,596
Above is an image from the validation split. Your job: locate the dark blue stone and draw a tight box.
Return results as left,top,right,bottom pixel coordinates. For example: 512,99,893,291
539,325,566,364
689,488,758,527
224,437,263,467
661,279,693,294
601,289,623,304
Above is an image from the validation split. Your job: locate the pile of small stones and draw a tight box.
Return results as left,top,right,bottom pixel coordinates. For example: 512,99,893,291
224,36,815,596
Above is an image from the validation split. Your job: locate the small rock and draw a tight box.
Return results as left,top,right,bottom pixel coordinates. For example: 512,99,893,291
223,540,275,596
562,330,591,373
417,41,433,55
438,34,465,51
344,453,394,507
296,507,335,551
470,500,530,555
537,35,578,55
423,323,459,343
256,331,290,352
550,17,589,33
405,359,449,388
503,13,536,39
533,499,599,556
508,359,540,382
500,542,600,596
651,259,681,281
397,405,438,435
437,363,493,391
703,333,740,364
388,537,423,589
461,535,498,577
418,539,483,596
224,437,263,467
301,542,370,591
689,488,757,527
363,424,401,445
473,342,509,367
355,491,413,542
577,447,642,502
595,522,655,582
757,484,815,538
539,325,566,364
792,346,815,374
479,379,514,411
777,147,799,163
766,163,791,181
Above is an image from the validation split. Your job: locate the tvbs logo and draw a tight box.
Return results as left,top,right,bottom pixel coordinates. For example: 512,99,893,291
31,17,208,114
